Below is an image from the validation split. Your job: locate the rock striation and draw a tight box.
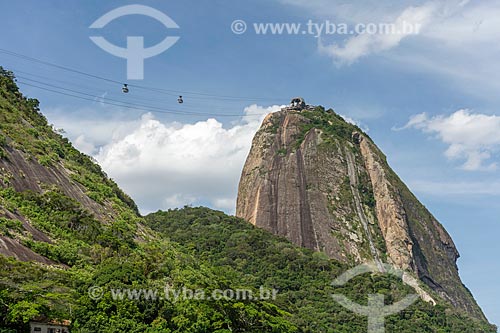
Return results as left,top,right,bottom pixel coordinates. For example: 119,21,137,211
236,107,486,320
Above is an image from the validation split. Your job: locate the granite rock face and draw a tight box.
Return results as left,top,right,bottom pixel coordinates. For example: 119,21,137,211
236,108,486,320
0,145,117,263
0,72,140,267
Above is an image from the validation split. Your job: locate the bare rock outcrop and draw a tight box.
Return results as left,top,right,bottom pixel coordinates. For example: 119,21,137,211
0,236,54,265
238,110,390,263
0,146,115,222
237,108,487,320
357,135,415,271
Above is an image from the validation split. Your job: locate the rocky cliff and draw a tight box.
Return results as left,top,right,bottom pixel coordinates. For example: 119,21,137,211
236,106,486,320
0,68,495,332
0,67,140,265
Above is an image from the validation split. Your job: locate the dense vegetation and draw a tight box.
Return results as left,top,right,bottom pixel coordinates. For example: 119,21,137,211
0,68,496,332
0,68,298,332
145,207,496,333
0,68,137,213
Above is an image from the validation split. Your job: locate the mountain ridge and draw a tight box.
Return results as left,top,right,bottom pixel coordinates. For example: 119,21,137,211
0,68,495,332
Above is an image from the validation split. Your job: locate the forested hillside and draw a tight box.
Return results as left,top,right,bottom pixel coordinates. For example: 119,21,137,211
0,68,496,332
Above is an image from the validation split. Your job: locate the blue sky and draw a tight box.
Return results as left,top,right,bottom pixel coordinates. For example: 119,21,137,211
0,0,499,326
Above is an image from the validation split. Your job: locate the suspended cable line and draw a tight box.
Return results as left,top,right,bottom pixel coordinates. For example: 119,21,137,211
0,48,120,84
16,75,266,115
0,48,284,102
11,69,249,111
17,81,269,118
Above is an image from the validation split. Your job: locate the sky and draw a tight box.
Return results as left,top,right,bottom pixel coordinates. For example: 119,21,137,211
0,0,499,326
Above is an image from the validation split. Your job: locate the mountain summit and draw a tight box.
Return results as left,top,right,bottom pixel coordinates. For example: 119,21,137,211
236,104,486,320
0,70,495,332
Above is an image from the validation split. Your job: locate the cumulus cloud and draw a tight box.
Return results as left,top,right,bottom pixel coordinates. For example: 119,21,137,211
94,105,281,214
73,135,97,155
401,110,500,171
44,106,143,155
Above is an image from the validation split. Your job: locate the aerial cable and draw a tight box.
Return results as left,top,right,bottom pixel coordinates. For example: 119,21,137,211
10,68,243,110
15,75,261,114
17,81,269,118
0,48,283,102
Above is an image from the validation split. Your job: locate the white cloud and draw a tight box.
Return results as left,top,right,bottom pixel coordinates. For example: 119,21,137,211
401,110,500,171
212,197,238,212
319,2,437,64
163,194,197,209
282,0,500,98
73,135,97,155
339,114,357,125
339,114,369,132
423,1,500,46
393,113,428,131
279,0,419,23
381,1,500,99
44,106,142,155
94,105,281,214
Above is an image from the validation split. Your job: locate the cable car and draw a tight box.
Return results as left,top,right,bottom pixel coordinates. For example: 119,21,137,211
122,84,129,93
177,95,183,104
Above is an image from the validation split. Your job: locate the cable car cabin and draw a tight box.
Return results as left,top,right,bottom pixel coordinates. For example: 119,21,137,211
281,97,316,112
122,84,129,93
283,97,307,111
290,97,306,109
